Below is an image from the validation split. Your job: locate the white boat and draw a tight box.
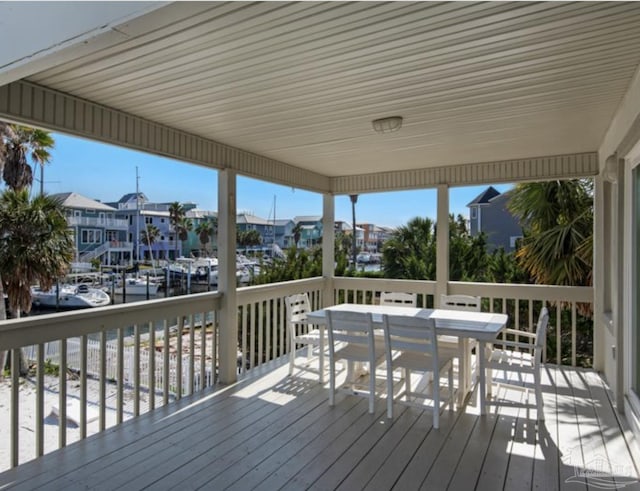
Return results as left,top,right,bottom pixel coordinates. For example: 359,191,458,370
103,275,160,296
31,284,111,309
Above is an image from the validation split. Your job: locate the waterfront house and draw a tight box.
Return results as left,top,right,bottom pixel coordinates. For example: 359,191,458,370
1,2,640,487
468,186,523,252
52,192,131,266
293,215,323,249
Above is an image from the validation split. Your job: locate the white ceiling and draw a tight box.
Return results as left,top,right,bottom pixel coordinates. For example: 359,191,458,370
20,2,640,178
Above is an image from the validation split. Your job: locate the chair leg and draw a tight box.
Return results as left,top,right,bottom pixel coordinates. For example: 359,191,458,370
433,370,440,430
289,341,295,376
485,344,493,397
386,365,394,419
448,364,455,411
368,362,375,414
404,368,411,401
329,358,335,407
534,369,544,421
307,343,313,359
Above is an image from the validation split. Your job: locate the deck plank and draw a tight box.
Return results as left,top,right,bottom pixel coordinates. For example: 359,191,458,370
1,364,638,491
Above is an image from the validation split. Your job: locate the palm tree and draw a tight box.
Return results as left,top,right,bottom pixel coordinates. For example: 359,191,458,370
291,223,302,249
0,123,54,193
195,220,213,254
0,123,60,375
507,180,593,287
382,217,436,280
169,202,187,259
140,224,160,264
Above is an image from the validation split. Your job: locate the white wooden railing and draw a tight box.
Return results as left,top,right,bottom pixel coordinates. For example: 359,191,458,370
0,276,594,471
0,292,220,470
236,277,324,374
333,277,594,366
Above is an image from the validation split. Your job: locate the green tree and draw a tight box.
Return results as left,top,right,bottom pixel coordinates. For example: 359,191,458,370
0,123,64,375
291,223,302,248
140,224,160,263
168,202,192,258
382,217,436,280
195,220,214,254
0,190,74,315
508,180,593,287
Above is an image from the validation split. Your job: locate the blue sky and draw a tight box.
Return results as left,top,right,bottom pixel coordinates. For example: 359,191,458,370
33,133,511,227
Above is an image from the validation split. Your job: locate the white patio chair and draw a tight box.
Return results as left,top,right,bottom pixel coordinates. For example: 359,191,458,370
326,310,385,414
485,307,549,420
439,294,481,396
379,291,417,307
382,314,455,428
285,293,323,383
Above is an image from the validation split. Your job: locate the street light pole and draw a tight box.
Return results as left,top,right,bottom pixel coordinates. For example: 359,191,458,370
350,194,358,270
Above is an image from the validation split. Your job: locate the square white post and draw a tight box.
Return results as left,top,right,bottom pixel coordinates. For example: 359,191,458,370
436,184,449,304
217,169,238,384
322,193,335,307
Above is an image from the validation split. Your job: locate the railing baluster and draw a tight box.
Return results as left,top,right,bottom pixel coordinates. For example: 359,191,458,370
176,316,183,399
163,319,169,405
267,299,273,362
11,348,19,468
189,314,195,394
200,311,206,390
100,329,106,432
258,301,264,367
212,311,218,383
134,324,140,416
278,298,284,359
36,343,44,457
571,302,577,367
117,327,124,424
556,306,562,365
59,338,67,448
249,304,255,371
149,321,155,410
80,334,87,439
241,305,248,374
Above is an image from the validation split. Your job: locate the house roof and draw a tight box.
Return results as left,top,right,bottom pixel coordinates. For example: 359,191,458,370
294,216,322,224
467,186,501,207
237,213,272,225
117,193,148,204
51,192,117,211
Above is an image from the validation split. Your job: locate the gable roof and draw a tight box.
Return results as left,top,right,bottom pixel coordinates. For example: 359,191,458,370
467,186,501,207
51,192,117,211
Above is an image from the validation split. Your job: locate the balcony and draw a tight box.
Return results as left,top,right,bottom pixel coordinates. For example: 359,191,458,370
1,278,638,488
66,217,129,230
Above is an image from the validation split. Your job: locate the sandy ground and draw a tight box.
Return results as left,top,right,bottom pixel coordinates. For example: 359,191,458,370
0,374,153,473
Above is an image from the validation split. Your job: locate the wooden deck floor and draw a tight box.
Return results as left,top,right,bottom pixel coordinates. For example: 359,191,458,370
1,359,639,491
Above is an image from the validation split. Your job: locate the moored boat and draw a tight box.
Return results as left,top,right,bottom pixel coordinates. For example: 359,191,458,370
31,284,111,309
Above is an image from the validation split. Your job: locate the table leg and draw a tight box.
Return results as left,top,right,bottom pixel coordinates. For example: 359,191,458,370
478,340,486,415
457,338,469,406
319,325,324,385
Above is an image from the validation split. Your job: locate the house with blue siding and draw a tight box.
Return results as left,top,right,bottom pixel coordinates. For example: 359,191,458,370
467,186,522,252
52,192,132,265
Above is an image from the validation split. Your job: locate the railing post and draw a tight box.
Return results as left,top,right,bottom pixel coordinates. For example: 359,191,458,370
436,184,449,305
218,169,238,384
322,193,335,307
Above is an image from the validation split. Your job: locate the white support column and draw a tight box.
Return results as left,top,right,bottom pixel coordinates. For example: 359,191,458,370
217,169,237,384
436,184,449,305
593,176,605,372
322,193,335,307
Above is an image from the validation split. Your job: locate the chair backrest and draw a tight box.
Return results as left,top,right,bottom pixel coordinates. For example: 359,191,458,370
382,314,437,354
380,291,417,307
285,293,311,325
534,307,550,349
440,294,481,312
326,310,375,348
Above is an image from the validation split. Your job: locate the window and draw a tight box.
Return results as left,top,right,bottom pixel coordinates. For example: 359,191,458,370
81,229,103,244
471,207,477,219
145,217,153,224
509,236,523,248
161,218,165,223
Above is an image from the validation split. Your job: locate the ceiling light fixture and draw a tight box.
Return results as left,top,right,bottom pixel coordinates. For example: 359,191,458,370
372,116,403,134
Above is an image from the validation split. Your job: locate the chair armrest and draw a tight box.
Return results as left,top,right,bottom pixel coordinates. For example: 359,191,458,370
491,340,536,351
502,329,536,339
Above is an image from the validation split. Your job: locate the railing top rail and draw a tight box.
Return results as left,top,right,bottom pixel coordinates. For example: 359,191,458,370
237,277,324,304
448,281,593,303
0,292,222,350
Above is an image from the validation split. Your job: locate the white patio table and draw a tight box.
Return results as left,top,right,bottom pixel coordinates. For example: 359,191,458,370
305,303,509,415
